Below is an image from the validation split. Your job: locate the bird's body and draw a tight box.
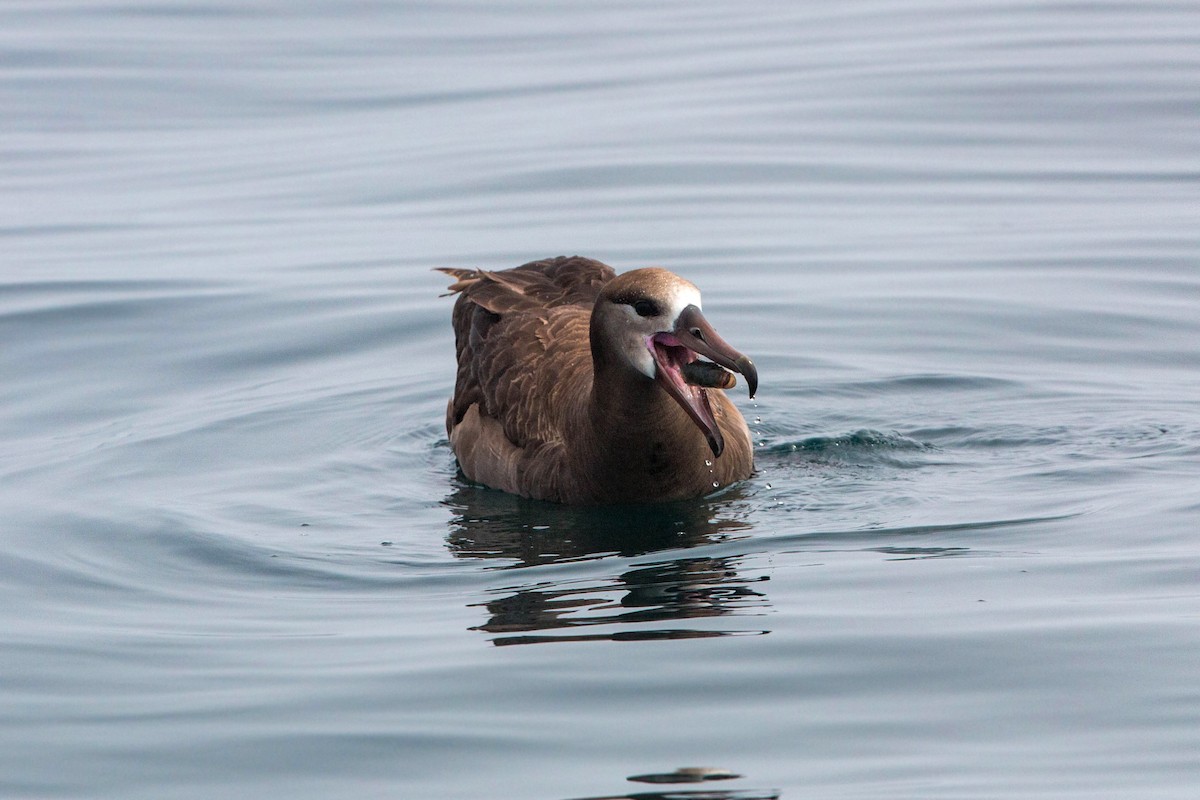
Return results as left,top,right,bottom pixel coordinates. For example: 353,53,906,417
439,256,756,504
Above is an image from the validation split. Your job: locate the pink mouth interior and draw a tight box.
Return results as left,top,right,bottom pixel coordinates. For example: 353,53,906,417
650,333,697,390
648,332,724,456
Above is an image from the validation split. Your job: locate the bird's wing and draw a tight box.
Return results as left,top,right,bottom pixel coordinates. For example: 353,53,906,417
438,256,615,450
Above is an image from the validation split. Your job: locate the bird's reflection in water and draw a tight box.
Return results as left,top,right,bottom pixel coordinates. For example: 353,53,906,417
563,789,778,800
442,483,771,645
444,483,755,566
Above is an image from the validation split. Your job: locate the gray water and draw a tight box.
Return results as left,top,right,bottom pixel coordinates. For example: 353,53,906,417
3,2,1199,798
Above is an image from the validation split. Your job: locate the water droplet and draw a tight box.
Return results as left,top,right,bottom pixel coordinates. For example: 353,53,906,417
712,481,719,488
704,459,712,467
765,483,772,490
754,416,761,424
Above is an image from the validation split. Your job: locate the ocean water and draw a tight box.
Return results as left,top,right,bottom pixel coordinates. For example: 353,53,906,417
2,2,1199,798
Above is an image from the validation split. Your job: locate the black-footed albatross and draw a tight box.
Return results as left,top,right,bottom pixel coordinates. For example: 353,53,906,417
438,255,758,504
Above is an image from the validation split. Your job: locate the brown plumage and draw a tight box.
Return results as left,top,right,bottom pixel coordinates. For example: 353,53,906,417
438,256,758,505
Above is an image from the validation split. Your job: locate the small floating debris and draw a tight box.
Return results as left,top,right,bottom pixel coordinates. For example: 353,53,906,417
683,360,736,390
627,766,743,784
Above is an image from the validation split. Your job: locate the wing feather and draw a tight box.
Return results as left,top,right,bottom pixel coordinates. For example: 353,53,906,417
438,256,615,453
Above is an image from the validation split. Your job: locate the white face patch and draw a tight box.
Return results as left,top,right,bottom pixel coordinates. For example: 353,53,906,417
664,283,702,324
631,337,657,379
626,281,703,380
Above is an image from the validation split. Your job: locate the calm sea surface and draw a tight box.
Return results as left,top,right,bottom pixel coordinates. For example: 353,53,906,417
3,2,1199,798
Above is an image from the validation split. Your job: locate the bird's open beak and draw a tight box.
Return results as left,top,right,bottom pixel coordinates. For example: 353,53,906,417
649,304,758,457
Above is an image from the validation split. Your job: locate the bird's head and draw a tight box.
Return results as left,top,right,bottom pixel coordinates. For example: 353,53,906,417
591,268,757,457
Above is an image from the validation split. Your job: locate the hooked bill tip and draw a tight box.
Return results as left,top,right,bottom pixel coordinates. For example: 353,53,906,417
738,356,758,399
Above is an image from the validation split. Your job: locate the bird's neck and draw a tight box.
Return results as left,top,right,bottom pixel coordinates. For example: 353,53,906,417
580,360,718,502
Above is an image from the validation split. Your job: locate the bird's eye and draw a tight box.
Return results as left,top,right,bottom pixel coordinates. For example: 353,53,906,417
632,299,659,317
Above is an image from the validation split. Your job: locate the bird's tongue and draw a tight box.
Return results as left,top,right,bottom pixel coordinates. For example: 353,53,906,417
650,333,724,457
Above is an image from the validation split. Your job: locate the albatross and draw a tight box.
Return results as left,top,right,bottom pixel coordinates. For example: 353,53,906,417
438,255,758,504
